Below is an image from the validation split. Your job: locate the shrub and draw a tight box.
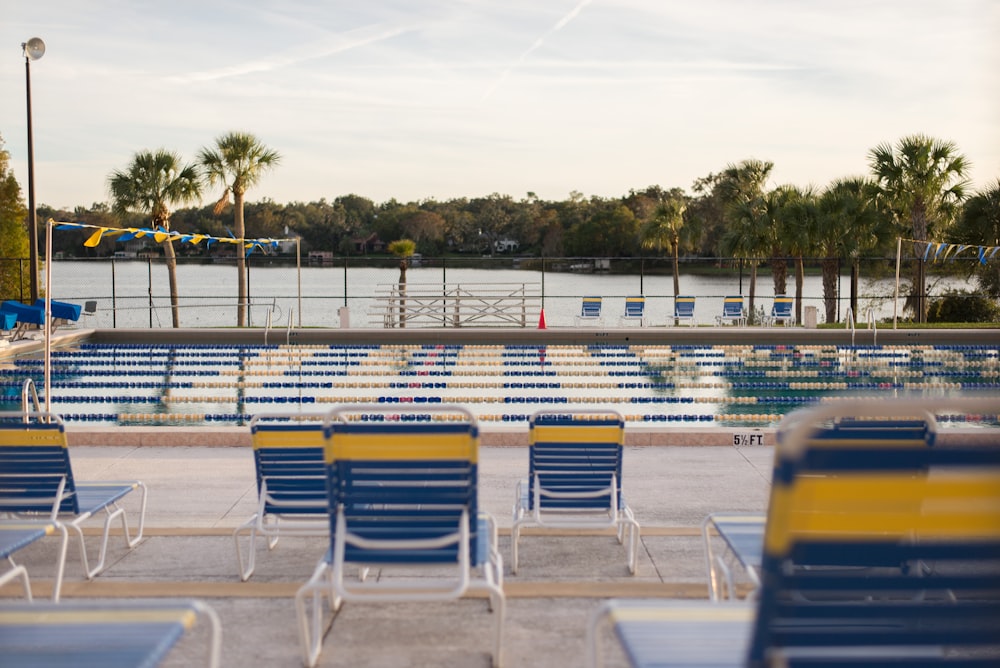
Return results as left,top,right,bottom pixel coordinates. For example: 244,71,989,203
927,290,1000,323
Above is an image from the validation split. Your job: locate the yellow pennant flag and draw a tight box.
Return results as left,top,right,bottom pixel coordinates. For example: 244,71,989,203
84,228,105,247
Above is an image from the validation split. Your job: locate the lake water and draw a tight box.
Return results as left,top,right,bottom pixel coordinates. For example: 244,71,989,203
46,260,958,329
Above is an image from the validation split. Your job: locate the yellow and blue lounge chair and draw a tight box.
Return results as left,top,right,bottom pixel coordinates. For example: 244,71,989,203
701,415,937,601
590,396,1000,668
295,405,505,667
577,296,603,325
673,296,696,326
768,295,794,326
619,296,646,327
511,410,640,575
234,412,331,581
0,599,221,667
715,296,746,326
0,520,68,601
0,411,147,580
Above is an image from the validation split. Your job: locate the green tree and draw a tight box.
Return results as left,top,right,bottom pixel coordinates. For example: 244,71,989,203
639,194,687,296
952,180,1000,298
108,149,202,327
773,185,819,324
388,239,416,328
868,134,970,322
718,159,774,322
199,132,281,326
0,135,30,302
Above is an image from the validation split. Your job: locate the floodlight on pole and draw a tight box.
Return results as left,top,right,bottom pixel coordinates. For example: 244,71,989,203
23,37,45,304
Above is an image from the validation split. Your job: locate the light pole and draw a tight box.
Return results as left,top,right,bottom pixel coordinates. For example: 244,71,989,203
23,37,45,304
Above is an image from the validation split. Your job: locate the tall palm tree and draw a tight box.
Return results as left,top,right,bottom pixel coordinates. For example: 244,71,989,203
820,177,890,321
774,185,819,325
198,132,280,326
639,195,687,296
108,150,201,328
718,159,774,322
952,179,1000,297
868,135,970,322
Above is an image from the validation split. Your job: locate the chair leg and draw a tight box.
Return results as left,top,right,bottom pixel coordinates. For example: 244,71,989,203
233,518,259,581
0,561,32,601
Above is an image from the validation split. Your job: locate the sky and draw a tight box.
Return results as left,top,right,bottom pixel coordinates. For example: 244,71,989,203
2,0,998,210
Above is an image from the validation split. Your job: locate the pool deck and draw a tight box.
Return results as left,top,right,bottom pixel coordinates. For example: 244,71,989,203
3,326,1000,666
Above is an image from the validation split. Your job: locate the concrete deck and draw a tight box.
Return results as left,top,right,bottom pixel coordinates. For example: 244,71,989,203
2,442,775,667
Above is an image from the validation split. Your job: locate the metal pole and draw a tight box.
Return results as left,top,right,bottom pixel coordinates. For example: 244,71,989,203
25,53,39,304
43,219,52,413
111,259,117,328
148,258,153,327
296,238,302,327
893,237,901,329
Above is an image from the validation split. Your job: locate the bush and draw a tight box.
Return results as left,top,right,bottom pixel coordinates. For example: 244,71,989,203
927,290,1000,323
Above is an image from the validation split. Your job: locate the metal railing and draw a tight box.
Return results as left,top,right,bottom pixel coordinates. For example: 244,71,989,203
846,306,877,346
370,282,542,328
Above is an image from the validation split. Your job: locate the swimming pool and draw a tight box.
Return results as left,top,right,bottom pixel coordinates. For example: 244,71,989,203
2,341,997,427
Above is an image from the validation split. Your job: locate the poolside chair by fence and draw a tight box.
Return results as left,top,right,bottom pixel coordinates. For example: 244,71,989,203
0,300,45,340
511,409,640,575
619,296,646,327
715,296,746,327
700,414,937,602
0,599,221,667
0,520,68,601
234,412,330,581
33,298,82,330
767,295,794,326
0,411,147,580
589,396,1000,668
295,405,505,668
576,296,603,325
673,296,696,326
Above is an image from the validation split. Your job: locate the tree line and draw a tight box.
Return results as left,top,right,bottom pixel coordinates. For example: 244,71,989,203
3,130,999,325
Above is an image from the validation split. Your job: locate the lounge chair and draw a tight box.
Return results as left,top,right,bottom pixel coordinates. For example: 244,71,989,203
234,412,330,581
715,296,746,326
0,411,147,579
701,414,937,601
511,409,640,575
619,296,646,327
0,300,45,340
576,296,603,325
0,599,221,667
767,295,793,326
33,298,82,330
673,296,696,326
589,396,1000,668
0,520,68,601
295,405,505,668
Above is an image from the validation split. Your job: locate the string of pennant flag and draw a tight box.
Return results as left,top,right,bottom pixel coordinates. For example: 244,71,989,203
50,220,290,258
906,238,1000,265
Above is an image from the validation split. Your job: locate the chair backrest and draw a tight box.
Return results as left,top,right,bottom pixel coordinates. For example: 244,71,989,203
623,296,644,318
748,398,1000,665
326,406,481,565
1,301,45,325
674,296,695,317
527,410,625,511
721,296,743,318
0,310,16,331
33,299,82,322
249,413,330,515
580,296,602,319
771,295,793,317
0,412,78,515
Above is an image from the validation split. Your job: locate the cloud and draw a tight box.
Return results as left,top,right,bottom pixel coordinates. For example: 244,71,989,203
482,0,593,100
166,23,414,84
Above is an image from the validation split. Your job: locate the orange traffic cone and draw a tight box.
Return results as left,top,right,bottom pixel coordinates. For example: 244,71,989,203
538,309,547,329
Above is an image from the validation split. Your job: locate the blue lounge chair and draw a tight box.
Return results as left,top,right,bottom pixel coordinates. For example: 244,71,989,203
0,411,147,579
701,414,937,601
715,296,745,326
0,599,221,667
589,396,1000,668
33,298,82,324
619,296,646,327
295,405,505,668
767,295,794,326
576,296,603,325
0,310,16,335
234,412,330,581
512,409,640,575
673,296,696,326
0,300,45,340
0,520,68,601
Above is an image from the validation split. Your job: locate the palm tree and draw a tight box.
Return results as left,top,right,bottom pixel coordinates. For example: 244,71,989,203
718,159,774,322
108,150,201,327
952,179,1000,298
198,132,280,326
639,195,687,296
820,177,890,321
868,135,970,322
388,239,416,328
774,185,819,325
